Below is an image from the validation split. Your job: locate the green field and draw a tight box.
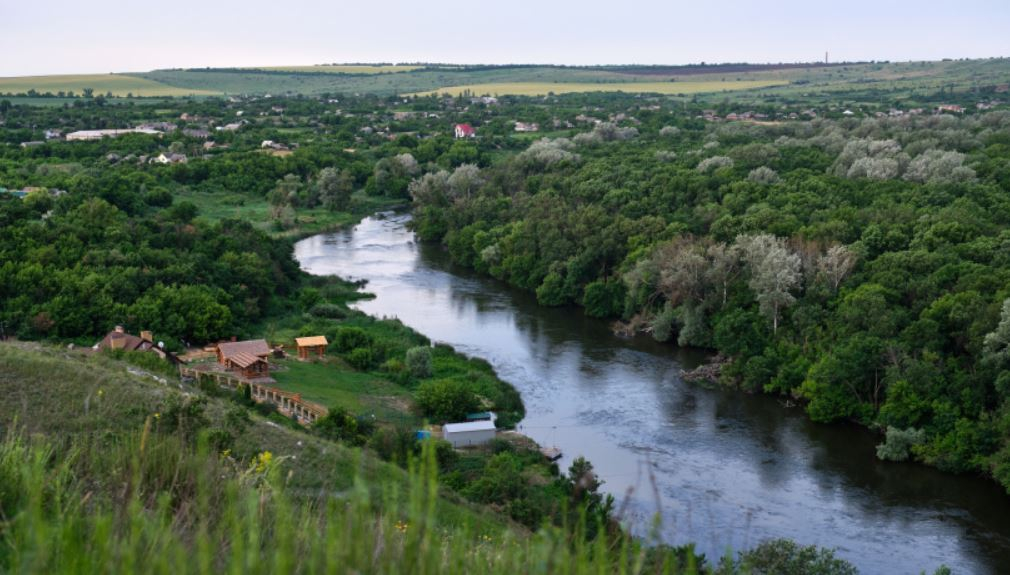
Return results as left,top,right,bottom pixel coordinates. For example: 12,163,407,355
251,65,423,74
176,188,397,240
409,79,788,97
0,74,219,97
271,357,415,420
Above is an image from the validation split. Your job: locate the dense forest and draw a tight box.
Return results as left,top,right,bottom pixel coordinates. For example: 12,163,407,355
410,108,1010,490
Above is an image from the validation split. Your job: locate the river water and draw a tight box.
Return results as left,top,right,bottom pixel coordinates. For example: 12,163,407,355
294,213,1010,574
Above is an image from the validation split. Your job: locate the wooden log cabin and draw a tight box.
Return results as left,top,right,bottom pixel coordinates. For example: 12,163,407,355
295,335,328,360
217,339,271,379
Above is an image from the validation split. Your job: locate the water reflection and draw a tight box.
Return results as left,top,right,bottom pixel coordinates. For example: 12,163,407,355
295,214,1010,575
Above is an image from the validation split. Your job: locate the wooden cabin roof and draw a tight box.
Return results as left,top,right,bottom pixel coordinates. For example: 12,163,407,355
228,352,266,369
218,339,271,359
295,336,328,347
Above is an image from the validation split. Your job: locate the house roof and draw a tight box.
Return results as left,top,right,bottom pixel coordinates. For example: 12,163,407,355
95,330,148,352
444,420,496,434
454,123,475,135
228,352,266,368
218,339,271,359
295,336,328,347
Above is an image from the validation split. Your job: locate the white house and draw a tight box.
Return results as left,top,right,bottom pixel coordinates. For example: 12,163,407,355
443,420,496,448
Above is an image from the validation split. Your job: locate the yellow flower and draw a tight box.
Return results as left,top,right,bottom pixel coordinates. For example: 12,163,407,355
254,451,273,474
153,413,161,419
97,389,104,397
221,449,232,458
395,520,408,533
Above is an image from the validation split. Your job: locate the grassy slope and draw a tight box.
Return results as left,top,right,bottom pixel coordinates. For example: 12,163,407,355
0,74,219,97
0,341,502,531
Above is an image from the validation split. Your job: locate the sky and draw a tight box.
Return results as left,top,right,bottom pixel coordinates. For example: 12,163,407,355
3,0,1009,76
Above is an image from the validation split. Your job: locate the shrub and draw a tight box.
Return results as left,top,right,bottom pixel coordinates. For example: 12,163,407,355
309,303,346,319
345,347,375,370
332,327,372,352
876,426,926,462
416,379,480,422
736,538,857,575
582,279,625,319
405,346,433,379
696,156,734,173
314,406,373,446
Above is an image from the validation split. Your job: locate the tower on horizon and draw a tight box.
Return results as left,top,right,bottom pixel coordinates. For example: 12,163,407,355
825,51,829,64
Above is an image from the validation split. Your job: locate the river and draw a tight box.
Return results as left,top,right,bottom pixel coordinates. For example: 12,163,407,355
294,213,1010,574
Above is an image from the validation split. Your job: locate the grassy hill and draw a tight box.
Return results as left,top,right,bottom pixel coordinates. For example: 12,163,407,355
0,74,219,97
0,342,536,573
2,59,1007,101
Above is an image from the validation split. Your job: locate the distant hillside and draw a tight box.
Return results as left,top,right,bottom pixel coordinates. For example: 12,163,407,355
2,58,1008,103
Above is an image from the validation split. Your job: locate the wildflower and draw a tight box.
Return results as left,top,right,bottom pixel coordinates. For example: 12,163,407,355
221,449,231,458
97,389,104,397
395,520,408,533
254,451,273,473
153,412,161,419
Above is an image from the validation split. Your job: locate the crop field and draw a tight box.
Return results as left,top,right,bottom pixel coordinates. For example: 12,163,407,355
0,73,219,97
249,65,423,74
409,79,788,97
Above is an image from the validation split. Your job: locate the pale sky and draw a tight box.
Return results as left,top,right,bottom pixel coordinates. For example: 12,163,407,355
3,0,1009,76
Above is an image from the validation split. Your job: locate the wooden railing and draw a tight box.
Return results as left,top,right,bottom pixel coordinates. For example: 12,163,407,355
179,366,328,426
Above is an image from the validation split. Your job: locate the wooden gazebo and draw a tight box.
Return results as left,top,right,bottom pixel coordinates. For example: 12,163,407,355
295,336,328,360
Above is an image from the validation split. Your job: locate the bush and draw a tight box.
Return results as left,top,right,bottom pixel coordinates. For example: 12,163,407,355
332,327,372,352
314,406,373,446
405,346,433,379
416,379,480,422
582,279,625,319
736,538,857,575
876,426,925,462
345,347,375,370
309,303,346,319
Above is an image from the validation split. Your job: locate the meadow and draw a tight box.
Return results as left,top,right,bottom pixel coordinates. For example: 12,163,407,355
250,65,423,74
408,79,788,97
0,74,219,97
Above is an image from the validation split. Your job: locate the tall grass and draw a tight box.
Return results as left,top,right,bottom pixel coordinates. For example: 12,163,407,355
0,425,698,575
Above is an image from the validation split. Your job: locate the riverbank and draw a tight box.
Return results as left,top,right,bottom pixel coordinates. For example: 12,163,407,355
293,213,1010,574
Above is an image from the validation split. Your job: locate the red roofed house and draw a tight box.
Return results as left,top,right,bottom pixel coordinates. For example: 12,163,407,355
454,123,476,139
217,339,271,379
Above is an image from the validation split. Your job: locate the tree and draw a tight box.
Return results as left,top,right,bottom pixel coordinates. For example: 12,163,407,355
318,167,353,211
983,298,1010,367
447,163,483,200
416,379,479,422
737,234,802,333
405,346,433,379
817,245,856,292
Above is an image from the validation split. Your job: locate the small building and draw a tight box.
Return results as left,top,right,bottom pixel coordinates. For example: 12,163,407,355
224,352,269,379
65,128,161,141
182,128,210,139
295,336,328,360
443,420,496,448
514,121,539,132
936,104,964,114
94,326,154,352
154,152,187,164
217,339,272,378
453,123,476,139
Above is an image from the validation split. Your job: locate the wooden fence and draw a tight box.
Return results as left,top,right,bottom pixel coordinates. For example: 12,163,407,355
179,366,328,426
